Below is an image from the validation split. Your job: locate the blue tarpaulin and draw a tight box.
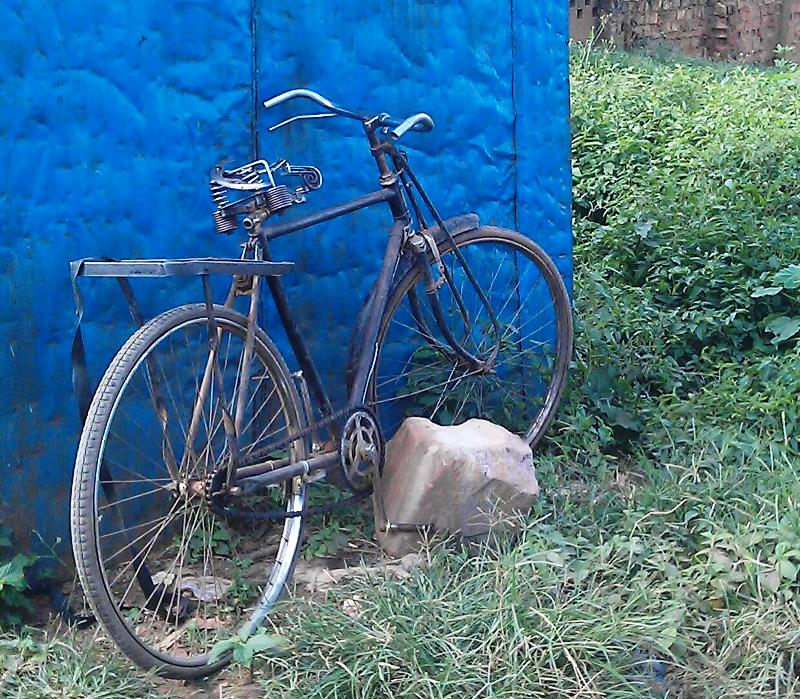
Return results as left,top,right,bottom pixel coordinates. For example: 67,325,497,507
0,1,571,550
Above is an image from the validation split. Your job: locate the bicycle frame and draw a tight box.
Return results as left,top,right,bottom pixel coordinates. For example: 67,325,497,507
260,188,406,418
183,122,503,494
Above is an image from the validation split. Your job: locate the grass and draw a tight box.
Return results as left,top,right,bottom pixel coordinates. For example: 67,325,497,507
5,46,800,697
253,441,800,698
0,627,162,698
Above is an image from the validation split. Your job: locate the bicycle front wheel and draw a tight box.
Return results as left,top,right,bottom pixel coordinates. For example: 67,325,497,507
71,304,306,679
370,226,573,447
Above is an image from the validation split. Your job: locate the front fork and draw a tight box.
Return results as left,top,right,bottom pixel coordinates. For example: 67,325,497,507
404,230,502,374
387,143,502,373
408,233,485,369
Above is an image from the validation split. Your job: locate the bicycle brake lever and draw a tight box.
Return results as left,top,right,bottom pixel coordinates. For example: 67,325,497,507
268,112,337,132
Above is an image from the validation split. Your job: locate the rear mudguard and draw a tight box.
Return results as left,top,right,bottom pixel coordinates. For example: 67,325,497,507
345,214,480,393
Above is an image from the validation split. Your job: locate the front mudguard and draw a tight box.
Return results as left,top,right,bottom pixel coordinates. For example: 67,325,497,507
345,214,481,393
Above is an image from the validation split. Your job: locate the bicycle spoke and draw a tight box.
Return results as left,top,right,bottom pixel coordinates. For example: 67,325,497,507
108,494,189,592
100,509,182,542
98,484,173,512
103,458,174,489
372,233,568,441
144,502,205,639
81,309,308,668
102,503,199,567
429,363,459,419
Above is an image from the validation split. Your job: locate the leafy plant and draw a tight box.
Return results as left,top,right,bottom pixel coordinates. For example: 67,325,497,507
773,43,797,70
225,556,256,612
302,483,374,560
304,524,350,560
0,523,36,628
208,629,289,684
753,264,800,345
566,45,800,455
182,520,239,561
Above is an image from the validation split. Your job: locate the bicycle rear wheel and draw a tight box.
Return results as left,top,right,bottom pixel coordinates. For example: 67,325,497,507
370,226,572,446
71,304,306,679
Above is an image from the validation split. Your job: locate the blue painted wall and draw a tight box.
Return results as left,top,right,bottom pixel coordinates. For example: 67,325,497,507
0,1,571,552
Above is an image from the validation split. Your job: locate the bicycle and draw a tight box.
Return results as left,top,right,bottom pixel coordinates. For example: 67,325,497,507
70,89,573,678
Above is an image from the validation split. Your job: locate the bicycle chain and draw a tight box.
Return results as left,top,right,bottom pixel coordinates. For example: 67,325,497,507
208,489,372,523
236,403,353,470
206,404,375,523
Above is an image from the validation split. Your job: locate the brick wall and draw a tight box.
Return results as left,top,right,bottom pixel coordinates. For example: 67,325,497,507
569,0,800,63
785,3,800,56
602,0,708,55
719,0,790,61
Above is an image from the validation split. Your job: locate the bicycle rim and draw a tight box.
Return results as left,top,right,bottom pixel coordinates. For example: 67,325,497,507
71,305,305,678
370,227,572,446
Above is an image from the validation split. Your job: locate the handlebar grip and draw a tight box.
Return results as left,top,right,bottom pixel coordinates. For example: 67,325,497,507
263,89,336,111
389,113,435,139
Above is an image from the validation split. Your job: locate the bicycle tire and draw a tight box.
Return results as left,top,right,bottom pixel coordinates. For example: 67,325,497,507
70,304,306,679
369,226,573,447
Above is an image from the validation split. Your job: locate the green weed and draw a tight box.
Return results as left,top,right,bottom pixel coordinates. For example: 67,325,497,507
0,524,36,629
303,483,374,560
209,629,289,684
0,628,162,698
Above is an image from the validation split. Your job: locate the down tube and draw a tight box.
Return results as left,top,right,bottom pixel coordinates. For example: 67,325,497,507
349,219,406,405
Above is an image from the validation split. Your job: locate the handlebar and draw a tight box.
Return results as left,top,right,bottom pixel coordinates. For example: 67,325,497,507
263,88,367,121
262,88,336,111
383,113,434,139
262,88,434,139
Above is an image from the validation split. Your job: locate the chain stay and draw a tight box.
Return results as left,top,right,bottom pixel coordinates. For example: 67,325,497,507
207,404,377,523
236,403,352,470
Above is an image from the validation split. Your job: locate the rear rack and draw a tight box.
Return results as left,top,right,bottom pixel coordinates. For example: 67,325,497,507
70,257,293,279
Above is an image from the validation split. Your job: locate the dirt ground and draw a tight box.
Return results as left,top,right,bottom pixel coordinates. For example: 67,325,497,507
39,534,421,699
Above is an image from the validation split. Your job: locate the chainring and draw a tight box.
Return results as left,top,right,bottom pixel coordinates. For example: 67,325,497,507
339,407,384,494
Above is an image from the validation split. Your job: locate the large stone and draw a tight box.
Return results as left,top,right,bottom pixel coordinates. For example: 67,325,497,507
373,418,539,558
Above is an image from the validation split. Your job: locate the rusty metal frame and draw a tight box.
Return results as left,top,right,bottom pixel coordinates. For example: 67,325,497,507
72,116,492,497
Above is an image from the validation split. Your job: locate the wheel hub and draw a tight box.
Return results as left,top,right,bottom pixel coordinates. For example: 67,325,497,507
174,477,208,502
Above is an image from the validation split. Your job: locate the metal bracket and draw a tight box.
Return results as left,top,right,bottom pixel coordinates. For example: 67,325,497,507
420,232,446,292
270,159,323,203
372,469,433,535
380,522,434,534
